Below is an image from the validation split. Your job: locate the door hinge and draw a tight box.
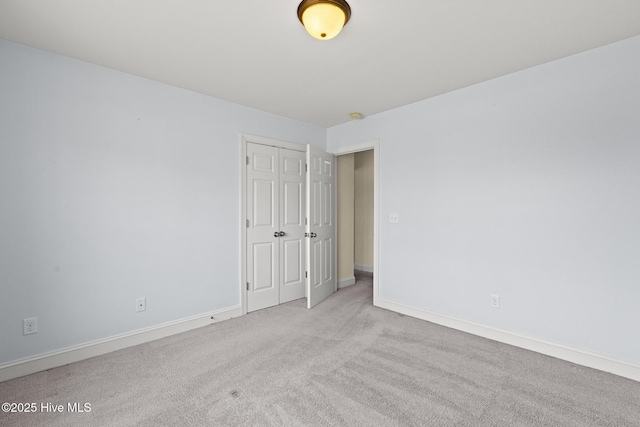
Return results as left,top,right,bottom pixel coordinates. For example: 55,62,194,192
246,156,249,165
246,282,250,291
305,218,307,225
305,271,308,278
246,219,250,228
305,163,308,172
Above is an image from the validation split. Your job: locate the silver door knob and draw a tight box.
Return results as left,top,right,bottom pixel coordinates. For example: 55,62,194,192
279,231,285,236
274,232,280,237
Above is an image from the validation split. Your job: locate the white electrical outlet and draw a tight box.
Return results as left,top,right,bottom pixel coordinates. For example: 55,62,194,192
23,317,38,335
136,298,146,312
491,295,500,308
389,213,399,223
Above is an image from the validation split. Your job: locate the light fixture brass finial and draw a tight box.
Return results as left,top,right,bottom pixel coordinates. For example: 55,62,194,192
297,0,351,40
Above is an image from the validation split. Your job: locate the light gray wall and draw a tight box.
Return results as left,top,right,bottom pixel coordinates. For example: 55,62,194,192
354,150,374,269
0,39,326,365
337,154,355,281
327,36,640,365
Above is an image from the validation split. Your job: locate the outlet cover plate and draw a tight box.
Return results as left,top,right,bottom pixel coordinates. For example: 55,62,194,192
491,295,500,308
136,298,146,312
23,317,38,335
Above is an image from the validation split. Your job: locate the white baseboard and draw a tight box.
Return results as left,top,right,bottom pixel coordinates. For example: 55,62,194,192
354,264,373,273
376,297,640,383
0,305,242,383
338,276,356,289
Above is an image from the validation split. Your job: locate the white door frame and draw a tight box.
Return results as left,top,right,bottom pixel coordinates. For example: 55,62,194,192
240,133,307,315
328,139,380,306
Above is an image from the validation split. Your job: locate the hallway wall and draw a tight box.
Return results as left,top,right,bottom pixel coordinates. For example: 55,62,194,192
337,154,355,284
354,150,375,271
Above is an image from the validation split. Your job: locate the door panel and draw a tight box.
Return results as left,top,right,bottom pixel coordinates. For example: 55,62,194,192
323,236,333,282
306,145,336,308
279,148,306,304
253,180,275,227
282,239,302,285
323,181,332,226
283,156,302,175
310,239,322,288
247,143,280,312
253,152,276,172
253,242,275,291
311,180,322,226
282,181,301,226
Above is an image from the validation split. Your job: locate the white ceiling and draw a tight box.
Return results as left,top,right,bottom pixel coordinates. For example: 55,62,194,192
1,1,640,128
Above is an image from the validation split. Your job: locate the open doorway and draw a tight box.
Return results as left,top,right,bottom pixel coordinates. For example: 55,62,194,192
337,151,374,289
331,140,379,305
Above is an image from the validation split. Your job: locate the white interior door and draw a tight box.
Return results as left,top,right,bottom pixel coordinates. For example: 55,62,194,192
247,143,306,312
306,144,337,308
247,143,279,312
279,149,306,304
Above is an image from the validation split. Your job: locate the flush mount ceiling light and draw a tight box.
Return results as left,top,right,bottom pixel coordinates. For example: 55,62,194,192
297,0,351,40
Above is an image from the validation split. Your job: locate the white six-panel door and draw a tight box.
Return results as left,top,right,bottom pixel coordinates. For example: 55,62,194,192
306,145,337,308
278,149,307,304
246,143,279,312
246,143,306,312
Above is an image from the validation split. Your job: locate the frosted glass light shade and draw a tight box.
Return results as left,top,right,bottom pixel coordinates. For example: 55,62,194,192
298,0,351,40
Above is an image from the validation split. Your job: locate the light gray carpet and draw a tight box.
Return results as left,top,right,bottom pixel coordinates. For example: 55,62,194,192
1,273,639,426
